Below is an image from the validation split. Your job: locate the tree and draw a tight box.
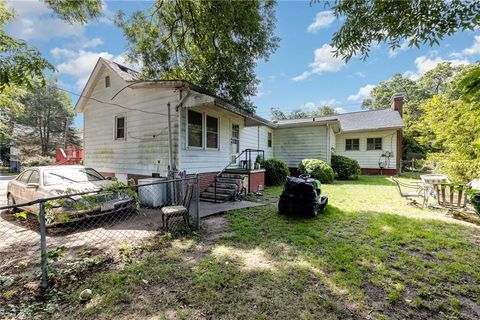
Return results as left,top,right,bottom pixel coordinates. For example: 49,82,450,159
326,0,480,61
15,78,78,156
361,63,468,158
271,105,338,120
0,0,103,90
114,0,279,113
419,94,480,182
43,0,103,24
0,3,53,90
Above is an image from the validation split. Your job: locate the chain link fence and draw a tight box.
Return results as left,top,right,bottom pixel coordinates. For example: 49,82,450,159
0,174,199,314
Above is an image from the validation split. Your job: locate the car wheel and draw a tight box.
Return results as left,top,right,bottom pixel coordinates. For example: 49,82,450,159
7,194,17,213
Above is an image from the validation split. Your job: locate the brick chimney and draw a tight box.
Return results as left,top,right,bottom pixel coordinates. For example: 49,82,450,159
390,93,404,118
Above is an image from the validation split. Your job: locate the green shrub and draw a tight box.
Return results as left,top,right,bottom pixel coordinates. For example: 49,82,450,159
263,158,289,186
298,159,335,183
470,191,480,216
331,154,361,180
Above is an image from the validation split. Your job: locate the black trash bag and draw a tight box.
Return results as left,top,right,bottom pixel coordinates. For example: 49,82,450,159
278,176,328,217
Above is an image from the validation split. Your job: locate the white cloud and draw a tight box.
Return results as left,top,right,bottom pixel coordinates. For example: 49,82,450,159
78,37,104,49
451,35,480,58
307,11,335,33
57,50,115,88
6,0,85,41
347,84,375,101
404,55,470,80
334,107,346,114
292,44,345,81
52,49,139,89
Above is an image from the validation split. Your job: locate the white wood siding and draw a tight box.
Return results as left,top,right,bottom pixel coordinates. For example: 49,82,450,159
241,126,274,160
335,130,397,169
83,66,180,177
179,105,246,174
273,125,329,167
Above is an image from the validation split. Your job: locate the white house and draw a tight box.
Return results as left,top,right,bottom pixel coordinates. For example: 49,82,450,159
77,58,404,200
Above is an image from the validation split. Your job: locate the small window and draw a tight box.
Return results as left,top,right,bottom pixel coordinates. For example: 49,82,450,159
367,138,382,150
345,138,360,151
188,110,203,148
28,170,40,185
115,116,125,140
231,124,240,153
105,76,110,88
206,115,219,149
267,132,272,148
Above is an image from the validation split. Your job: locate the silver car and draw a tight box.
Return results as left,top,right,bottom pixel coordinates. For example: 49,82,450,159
6,165,135,225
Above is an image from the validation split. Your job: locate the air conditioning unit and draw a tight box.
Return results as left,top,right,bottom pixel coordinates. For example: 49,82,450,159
138,177,168,208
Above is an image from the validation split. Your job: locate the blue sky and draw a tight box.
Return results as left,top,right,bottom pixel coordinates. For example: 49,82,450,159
6,0,480,127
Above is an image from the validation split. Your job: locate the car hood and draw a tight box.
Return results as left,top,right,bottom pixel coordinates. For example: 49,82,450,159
44,180,114,195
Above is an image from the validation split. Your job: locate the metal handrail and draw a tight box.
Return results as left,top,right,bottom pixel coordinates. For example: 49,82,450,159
214,149,265,203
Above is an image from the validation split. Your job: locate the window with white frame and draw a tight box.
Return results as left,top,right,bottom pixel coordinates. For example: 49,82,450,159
367,137,382,150
345,138,359,151
187,110,203,148
115,116,125,140
206,115,219,149
231,124,240,153
267,132,272,148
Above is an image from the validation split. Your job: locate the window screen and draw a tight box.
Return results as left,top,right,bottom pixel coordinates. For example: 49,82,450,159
367,138,382,150
188,110,203,148
115,116,125,140
345,138,360,151
206,115,219,149
268,132,272,148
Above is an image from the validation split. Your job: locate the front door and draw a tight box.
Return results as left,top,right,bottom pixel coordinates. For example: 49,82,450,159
230,123,240,163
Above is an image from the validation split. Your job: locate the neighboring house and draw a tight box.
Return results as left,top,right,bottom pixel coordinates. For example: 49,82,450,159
77,58,404,199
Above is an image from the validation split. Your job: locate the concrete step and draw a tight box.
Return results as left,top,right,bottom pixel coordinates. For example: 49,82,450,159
216,177,243,185
206,187,235,194
211,182,238,189
200,192,231,201
220,173,246,180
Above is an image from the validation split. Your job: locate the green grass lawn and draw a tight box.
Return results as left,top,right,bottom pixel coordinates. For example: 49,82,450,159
53,176,479,319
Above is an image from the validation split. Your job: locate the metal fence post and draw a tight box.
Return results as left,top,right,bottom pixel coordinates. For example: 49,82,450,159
195,174,200,230
38,201,48,289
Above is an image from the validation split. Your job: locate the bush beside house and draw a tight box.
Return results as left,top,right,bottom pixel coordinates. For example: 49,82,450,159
298,159,335,183
263,159,289,186
331,154,361,180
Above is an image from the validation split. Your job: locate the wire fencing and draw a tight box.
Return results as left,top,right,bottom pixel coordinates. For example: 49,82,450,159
0,175,199,313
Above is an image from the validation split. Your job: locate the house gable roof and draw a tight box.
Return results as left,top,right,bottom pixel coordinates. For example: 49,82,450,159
275,109,404,132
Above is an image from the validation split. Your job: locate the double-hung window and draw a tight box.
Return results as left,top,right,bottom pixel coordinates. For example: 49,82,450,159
367,138,382,150
345,138,359,151
206,115,219,149
187,110,203,148
267,132,272,148
115,116,125,140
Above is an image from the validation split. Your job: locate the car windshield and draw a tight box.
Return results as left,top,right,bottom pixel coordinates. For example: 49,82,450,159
43,168,105,186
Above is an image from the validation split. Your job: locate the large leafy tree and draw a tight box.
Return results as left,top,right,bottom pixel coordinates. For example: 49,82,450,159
361,63,468,158
419,94,480,183
15,78,78,156
115,0,279,113
0,0,103,90
0,3,53,90
325,0,480,61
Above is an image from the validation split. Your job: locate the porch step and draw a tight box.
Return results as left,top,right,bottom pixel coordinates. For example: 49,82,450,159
205,187,236,194
212,182,238,189
216,177,243,185
220,173,245,180
200,192,231,201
